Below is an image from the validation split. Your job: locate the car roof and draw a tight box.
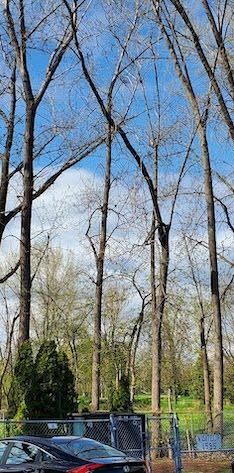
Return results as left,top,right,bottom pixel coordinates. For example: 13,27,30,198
1,436,86,462
3,436,54,446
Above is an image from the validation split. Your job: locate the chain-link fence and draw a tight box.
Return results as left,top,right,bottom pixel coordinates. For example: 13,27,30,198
0,415,146,459
147,414,179,458
178,411,234,459
1,412,234,473
0,419,111,444
113,415,145,458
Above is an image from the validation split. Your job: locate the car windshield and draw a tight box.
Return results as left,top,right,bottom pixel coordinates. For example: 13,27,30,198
53,438,126,459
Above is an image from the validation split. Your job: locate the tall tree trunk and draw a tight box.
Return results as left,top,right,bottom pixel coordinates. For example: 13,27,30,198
151,141,170,416
5,0,73,346
91,99,112,411
151,220,169,458
154,5,223,431
152,225,169,414
150,138,170,458
151,212,159,415
199,126,223,432
0,65,16,244
18,104,35,344
92,260,103,411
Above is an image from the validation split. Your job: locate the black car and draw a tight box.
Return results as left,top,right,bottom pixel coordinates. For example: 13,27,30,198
0,436,147,473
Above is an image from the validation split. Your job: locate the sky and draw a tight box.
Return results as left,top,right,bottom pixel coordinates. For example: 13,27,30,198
0,0,233,342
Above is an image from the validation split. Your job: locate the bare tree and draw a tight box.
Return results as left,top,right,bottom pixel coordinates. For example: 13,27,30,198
1,0,104,344
152,0,224,430
62,0,196,418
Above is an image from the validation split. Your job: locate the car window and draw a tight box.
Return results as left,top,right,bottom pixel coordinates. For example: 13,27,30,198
54,438,126,459
6,442,38,464
0,441,9,462
40,450,54,462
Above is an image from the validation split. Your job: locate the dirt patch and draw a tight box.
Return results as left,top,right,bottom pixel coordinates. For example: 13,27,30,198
151,459,231,473
151,459,174,473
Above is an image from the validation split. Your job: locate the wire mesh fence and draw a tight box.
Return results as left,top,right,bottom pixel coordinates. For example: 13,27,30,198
147,414,174,459
0,411,233,473
114,415,144,458
0,419,111,444
177,411,234,457
0,415,146,459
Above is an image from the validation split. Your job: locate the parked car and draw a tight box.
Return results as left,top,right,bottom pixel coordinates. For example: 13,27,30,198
0,436,147,473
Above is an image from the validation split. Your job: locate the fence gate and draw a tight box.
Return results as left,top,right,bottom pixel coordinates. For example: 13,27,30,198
147,414,182,473
110,414,145,459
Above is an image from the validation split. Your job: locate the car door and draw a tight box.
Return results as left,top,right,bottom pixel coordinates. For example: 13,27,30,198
0,441,11,472
0,441,41,473
37,450,71,473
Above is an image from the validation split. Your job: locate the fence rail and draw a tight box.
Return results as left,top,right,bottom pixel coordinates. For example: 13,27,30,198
0,412,233,473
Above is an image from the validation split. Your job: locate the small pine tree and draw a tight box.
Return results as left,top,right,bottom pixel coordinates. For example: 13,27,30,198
26,340,76,419
57,351,76,417
26,340,59,419
8,341,34,418
112,376,132,412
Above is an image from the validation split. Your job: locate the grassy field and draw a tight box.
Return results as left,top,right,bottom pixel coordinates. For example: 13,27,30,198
133,394,206,413
132,394,234,450
134,394,234,414
96,394,234,417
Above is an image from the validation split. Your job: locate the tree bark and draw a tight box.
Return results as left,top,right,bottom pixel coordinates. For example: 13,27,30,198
199,126,223,432
18,104,36,344
0,65,16,244
151,221,169,457
91,99,112,412
152,224,169,415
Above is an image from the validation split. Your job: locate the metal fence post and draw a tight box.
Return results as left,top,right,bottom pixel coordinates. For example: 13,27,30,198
145,417,149,460
172,414,182,473
5,419,10,438
109,414,117,449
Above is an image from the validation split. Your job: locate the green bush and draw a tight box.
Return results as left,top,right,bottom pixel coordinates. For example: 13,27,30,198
9,340,76,420
26,340,76,419
8,341,34,418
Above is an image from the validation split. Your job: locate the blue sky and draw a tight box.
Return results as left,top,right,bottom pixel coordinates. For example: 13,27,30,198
0,0,233,304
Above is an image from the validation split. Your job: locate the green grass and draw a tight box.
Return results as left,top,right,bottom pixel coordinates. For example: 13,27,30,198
134,394,234,414
133,394,204,413
78,394,234,431
133,394,234,448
